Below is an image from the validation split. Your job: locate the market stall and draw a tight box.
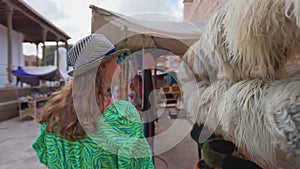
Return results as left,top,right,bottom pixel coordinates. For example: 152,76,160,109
89,5,206,56
11,65,63,86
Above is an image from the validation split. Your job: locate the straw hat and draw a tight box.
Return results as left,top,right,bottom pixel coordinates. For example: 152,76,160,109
68,34,129,76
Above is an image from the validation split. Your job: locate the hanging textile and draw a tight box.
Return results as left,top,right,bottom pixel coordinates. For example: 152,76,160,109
11,66,62,86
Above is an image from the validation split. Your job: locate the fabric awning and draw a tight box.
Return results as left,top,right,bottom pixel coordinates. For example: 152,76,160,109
90,5,206,56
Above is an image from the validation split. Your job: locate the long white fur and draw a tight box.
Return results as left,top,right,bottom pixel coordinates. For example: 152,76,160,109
177,0,300,167
263,72,300,161
218,79,279,166
223,0,300,80
177,34,221,85
177,39,230,132
177,31,223,118
196,79,231,135
177,56,199,86
193,34,220,83
285,0,300,27
206,7,235,81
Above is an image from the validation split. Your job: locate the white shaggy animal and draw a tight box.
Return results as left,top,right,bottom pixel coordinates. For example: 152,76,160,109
177,34,220,85
223,0,300,80
285,0,300,27
196,79,230,132
263,72,300,161
205,7,236,82
184,81,209,120
218,79,279,167
177,0,300,168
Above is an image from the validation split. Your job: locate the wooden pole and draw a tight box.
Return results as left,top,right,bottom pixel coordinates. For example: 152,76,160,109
56,40,59,68
42,28,47,66
65,41,69,71
42,43,46,66
35,43,39,66
6,4,13,84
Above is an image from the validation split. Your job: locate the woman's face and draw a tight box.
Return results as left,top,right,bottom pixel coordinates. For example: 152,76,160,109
102,56,121,88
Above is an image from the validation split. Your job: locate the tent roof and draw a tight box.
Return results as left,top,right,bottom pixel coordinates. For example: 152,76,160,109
90,5,206,55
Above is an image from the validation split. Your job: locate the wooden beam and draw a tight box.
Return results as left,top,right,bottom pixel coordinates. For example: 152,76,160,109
2,0,69,41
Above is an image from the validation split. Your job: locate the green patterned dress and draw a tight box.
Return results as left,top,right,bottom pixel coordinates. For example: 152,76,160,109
33,100,154,169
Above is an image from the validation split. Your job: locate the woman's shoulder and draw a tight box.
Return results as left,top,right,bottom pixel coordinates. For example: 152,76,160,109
109,100,140,121
104,100,132,114
112,100,138,111
113,100,133,106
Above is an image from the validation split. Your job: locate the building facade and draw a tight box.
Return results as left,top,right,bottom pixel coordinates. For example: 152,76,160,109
0,0,70,88
0,24,24,87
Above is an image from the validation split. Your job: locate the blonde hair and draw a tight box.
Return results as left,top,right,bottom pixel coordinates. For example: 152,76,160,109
39,68,110,141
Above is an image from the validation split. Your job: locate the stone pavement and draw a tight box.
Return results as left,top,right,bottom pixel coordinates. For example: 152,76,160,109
0,118,47,169
153,108,198,169
0,108,198,169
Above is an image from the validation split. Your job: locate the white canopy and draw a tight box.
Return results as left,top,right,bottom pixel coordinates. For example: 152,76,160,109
90,5,207,56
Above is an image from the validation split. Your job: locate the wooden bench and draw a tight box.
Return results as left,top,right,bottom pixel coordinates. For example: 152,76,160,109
0,86,54,122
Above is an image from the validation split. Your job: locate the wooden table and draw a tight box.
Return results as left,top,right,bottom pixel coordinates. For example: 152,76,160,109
19,97,48,120
157,88,182,118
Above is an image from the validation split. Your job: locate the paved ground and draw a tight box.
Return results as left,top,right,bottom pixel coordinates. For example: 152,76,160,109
153,108,198,169
0,117,47,169
0,108,198,169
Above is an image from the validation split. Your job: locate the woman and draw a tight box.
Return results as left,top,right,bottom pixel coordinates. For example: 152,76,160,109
32,34,154,169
